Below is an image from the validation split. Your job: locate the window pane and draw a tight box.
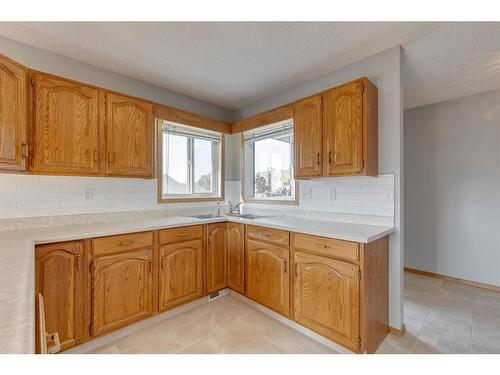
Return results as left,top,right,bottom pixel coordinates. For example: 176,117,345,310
193,138,213,193
253,134,293,199
164,133,189,195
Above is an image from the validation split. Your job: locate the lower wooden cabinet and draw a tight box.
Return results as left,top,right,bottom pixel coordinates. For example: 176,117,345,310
34,224,387,354
227,223,245,294
294,251,360,351
159,239,203,311
35,241,84,353
91,248,153,336
206,223,227,293
246,239,289,316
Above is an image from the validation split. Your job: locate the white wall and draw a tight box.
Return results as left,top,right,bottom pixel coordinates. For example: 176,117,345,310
0,36,233,122
404,89,500,287
234,46,404,329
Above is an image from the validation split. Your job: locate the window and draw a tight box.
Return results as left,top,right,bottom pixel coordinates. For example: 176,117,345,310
159,120,223,202
243,119,296,203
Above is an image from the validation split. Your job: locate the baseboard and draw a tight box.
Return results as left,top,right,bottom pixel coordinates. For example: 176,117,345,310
229,290,354,354
404,267,500,292
389,324,406,337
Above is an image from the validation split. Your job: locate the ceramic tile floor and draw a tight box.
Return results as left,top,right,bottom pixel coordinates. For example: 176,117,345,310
377,272,500,354
88,272,500,354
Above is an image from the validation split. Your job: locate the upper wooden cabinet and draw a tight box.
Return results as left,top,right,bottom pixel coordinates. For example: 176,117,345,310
0,54,28,172
294,95,323,178
246,238,289,316
105,92,154,177
294,251,360,352
293,78,378,178
35,241,84,353
33,73,102,175
227,222,245,294
206,223,227,293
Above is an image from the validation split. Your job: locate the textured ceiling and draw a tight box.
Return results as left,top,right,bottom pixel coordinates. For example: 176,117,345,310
0,22,499,110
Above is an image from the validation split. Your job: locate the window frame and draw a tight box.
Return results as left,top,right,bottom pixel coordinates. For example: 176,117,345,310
240,120,298,205
157,119,225,203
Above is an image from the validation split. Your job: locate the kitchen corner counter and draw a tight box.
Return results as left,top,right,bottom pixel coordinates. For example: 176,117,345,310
0,214,394,353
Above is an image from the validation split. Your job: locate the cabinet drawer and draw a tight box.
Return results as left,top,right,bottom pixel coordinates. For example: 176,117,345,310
246,225,289,246
293,233,359,262
159,225,203,244
92,231,153,256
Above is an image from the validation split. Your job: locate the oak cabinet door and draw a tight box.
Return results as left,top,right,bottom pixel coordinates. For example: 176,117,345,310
323,81,364,176
105,92,153,177
159,239,203,311
0,54,28,172
206,223,227,293
294,95,322,178
294,251,359,351
227,223,245,294
246,239,289,316
91,248,153,336
33,73,101,175
35,241,84,353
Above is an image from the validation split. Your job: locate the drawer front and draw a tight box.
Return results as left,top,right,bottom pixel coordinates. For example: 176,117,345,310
159,225,203,244
246,225,290,246
92,231,153,256
293,233,359,262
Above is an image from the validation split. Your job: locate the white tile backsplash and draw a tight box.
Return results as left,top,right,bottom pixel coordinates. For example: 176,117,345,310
0,174,234,219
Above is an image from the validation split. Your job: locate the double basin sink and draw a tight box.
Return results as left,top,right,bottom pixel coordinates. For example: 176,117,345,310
190,213,269,220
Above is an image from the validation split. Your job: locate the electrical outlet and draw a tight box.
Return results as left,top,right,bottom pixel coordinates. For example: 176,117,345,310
84,188,95,201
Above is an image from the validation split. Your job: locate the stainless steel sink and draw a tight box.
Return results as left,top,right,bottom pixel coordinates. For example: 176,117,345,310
190,214,225,219
190,213,269,220
228,213,269,219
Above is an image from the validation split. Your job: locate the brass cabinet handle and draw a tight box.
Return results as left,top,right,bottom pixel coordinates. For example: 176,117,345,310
316,152,320,165
21,142,29,159
161,256,165,271
93,150,98,162
176,232,189,237
315,243,330,249
149,261,153,273
328,151,332,164
118,240,135,246
283,259,287,273
208,234,212,244
295,262,298,276
76,252,81,271
108,152,113,164
260,233,272,238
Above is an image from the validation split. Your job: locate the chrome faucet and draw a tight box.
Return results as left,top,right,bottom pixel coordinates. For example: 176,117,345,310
228,201,243,215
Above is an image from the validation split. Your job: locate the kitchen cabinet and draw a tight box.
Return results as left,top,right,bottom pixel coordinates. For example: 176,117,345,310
35,241,84,353
294,95,323,178
91,247,153,336
323,78,378,176
227,222,245,294
246,238,289,316
294,251,360,351
206,223,227,293
0,54,29,172
33,73,102,175
105,92,154,177
159,239,203,311
293,78,378,179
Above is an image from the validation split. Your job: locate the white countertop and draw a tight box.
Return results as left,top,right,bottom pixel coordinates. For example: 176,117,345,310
0,214,393,353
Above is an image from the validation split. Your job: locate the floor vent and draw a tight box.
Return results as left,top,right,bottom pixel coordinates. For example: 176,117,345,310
208,288,229,301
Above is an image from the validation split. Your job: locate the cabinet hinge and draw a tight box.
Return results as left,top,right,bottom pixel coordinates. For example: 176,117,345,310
359,336,362,347
30,77,35,86
89,323,93,336
358,270,362,280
